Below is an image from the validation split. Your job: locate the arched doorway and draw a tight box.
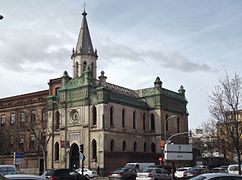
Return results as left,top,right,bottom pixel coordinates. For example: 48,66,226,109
70,143,80,169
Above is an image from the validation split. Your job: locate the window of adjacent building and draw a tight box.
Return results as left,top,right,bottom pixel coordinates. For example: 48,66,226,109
177,117,180,133
110,106,114,126
29,134,35,151
55,111,60,130
133,141,137,152
110,139,114,152
144,143,147,152
143,113,146,130
122,140,126,151
10,113,15,125
133,111,136,129
92,106,97,126
150,113,155,131
92,139,97,161
10,136,14,145
121,109,125,128
1,114,6,126
54,142,59,161
91,62,94,77
19,136,24,145
19,136,24,151
20,112,25,123
31,110,36,122
30,134,35,142
151,143,156,153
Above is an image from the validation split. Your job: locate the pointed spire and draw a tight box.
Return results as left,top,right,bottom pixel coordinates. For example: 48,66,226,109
76,9,94,55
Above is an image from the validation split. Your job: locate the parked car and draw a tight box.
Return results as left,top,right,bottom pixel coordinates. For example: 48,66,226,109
190,173,242,180
174,167,192,179
212,167,228,173
136,167,171,180
108,167,137,180
76,168,98,178
41,168,88,180
124,163,155,172
0,165,17,175
5,174,45,180
148,165,172,173
183,167,205,179
228,164,242,174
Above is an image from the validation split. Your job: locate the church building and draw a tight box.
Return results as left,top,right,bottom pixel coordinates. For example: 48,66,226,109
46,10,189,173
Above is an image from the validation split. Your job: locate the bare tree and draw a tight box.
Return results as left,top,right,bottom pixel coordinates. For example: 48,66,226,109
209,73,242,174
191,120,219,158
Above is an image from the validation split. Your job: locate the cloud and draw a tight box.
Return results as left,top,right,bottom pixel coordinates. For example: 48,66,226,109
97,40,213,73
0,28,72,73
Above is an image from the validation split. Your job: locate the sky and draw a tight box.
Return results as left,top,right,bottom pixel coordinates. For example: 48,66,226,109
0,0,242,129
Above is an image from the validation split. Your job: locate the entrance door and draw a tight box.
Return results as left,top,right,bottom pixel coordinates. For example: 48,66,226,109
70,143,80,169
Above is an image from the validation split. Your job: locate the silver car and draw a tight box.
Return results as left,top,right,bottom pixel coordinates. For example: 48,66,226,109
5,174,46,180
136,167,171,180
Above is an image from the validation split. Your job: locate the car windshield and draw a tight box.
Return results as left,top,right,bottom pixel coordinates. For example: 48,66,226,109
230,166,239,171
113,168,128,173
143,168,152,172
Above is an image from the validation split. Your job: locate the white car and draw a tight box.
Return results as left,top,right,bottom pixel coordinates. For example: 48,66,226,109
228,164,242,174
190,173,242,180
76,168,98,178
174,167,192,179
136,167,171,180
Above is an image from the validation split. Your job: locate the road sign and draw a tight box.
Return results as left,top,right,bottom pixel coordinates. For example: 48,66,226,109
165,152,193,161
165,144,192,152
80,153,85,161
164,144,193,161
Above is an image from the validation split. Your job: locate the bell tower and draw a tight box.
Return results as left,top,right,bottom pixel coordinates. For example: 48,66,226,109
71,10,98,79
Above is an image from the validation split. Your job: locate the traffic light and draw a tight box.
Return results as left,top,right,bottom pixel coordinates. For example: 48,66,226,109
80,144,84,153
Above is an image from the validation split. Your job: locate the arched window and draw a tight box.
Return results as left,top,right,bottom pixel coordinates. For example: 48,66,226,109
55,111,60,130
91,62,94,77
143,113,146,130
110,106,114,126
92,139,97,161
133,141,137,152
110,139,114,152
75,61,79,77
92,106,97,126
122,140,127,151
151,143,156,153
144,143,147,152
177,117,180,133
122,109,125,128
83,61,87,72
55,142,59,161
151,113,155,131
133,111,136,129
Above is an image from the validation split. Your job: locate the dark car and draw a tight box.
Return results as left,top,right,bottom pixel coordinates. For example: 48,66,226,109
108,167,137,180
41,168,89,180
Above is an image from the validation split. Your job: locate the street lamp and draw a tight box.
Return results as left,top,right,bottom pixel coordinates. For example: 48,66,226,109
164,115,176,142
